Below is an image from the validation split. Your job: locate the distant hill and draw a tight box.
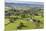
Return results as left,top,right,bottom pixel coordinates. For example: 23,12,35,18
5,2,44,9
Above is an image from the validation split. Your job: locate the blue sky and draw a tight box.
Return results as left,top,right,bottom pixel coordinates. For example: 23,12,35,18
5,0,44,3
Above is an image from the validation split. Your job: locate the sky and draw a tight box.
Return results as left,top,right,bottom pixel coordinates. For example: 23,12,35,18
5,0,44,3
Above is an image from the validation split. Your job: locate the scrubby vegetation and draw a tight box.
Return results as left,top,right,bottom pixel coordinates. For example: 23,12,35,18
5,6,44,31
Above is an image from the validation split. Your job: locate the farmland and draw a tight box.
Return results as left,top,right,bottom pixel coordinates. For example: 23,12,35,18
5,3,44,31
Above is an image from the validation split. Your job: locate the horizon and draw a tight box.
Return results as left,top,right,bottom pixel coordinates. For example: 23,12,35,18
5,0,44,5
5,2,44,5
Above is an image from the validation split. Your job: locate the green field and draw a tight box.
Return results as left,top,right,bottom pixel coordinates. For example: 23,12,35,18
5,7,44,31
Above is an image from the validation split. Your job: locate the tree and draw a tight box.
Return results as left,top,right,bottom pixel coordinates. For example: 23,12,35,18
21,14,25,18
17,22,27,29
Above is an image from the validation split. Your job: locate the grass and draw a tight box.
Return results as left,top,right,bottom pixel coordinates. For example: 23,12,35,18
5,18,36,31
33,16,44,21
5,6,44,31
5,15,44,31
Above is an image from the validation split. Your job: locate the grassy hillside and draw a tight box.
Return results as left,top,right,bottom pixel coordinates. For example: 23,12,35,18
5,6,44,31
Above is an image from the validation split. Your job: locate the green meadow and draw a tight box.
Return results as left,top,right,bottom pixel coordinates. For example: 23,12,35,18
5,7,44,31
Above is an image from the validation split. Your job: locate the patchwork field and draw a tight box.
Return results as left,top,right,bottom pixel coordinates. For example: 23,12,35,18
5,2,44,31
